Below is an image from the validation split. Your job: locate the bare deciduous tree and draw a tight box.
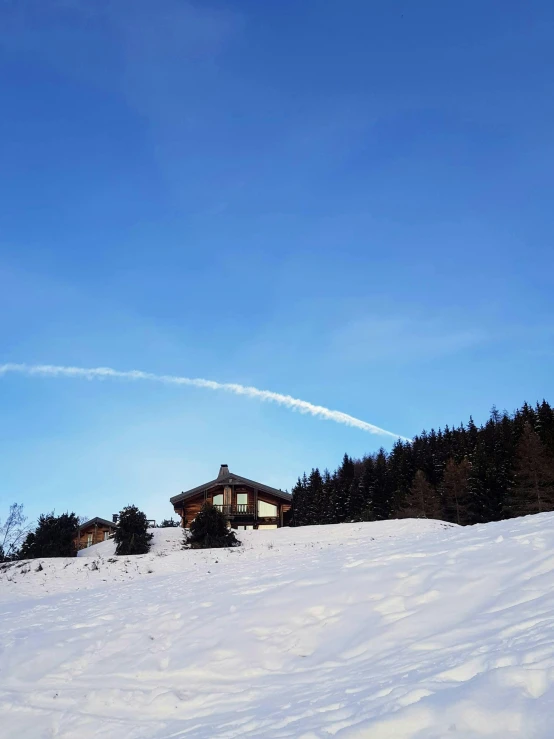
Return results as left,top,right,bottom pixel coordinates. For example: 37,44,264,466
0,503,29,561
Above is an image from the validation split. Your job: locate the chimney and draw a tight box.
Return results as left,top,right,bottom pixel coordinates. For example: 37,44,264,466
112,514,119,524
217,464,229,479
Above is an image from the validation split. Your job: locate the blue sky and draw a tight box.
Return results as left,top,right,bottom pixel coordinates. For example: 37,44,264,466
1,0,553,525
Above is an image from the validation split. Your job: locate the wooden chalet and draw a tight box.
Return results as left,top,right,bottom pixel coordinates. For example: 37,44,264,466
74,517,118,551
170,464,292,529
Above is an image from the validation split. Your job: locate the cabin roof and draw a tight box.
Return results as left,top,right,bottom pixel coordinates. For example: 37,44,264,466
170,464,292,505
78,517,117,531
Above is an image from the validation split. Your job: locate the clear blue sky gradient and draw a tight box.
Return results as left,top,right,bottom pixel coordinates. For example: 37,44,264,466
1,1,553,525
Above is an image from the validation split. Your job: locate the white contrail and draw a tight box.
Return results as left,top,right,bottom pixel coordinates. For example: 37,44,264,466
0,363,410,441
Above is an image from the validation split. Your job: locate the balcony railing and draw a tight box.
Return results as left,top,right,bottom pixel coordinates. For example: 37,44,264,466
213,504,256,516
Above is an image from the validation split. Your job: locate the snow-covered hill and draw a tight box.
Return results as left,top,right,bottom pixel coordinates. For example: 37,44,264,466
2,515,554,738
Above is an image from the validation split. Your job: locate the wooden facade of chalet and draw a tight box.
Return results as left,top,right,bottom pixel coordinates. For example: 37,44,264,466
74,517,117,551
170,465,292,529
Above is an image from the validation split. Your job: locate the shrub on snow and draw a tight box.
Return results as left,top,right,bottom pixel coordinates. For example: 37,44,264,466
184,502,241,549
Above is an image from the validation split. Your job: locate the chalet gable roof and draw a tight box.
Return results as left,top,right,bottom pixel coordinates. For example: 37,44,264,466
170,465,292,505
78,517,117,531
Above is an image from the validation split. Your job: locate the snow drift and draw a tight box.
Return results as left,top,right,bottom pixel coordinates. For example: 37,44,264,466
2,515,554,738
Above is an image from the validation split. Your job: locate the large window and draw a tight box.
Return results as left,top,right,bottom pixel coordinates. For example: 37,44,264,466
258,501,277,517
87,533,93,547
212,493,223,507
236,492,248,512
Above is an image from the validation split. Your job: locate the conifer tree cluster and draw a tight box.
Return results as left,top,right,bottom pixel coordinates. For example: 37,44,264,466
19,512,80,559
292,401,554,526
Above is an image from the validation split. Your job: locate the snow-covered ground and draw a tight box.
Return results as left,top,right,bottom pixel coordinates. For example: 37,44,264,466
2,515,554,738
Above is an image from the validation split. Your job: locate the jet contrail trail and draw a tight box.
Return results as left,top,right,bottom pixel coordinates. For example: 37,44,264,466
0,363,411,441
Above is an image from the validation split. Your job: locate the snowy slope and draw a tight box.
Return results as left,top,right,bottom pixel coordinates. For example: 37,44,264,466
1,516,554,738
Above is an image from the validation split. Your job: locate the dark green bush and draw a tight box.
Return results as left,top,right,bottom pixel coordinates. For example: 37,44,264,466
184,502,240,549
19,512,79,559
114,505,154,555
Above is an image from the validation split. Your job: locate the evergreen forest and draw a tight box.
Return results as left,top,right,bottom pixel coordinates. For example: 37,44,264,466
291,401,554,527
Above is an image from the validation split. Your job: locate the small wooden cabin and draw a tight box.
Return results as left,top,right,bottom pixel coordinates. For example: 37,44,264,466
74,517,118,550
170,464,292,529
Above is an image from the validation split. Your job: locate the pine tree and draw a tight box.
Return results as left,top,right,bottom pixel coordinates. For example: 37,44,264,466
325,478,340,524
291,474,308,526
505,422,554,517
470,416,509,523
19,512,79,559
466,438,490,524
346,471,364,520
536,400,554,450
184,502,240,548
388,441,414,515
114,505,154,555
466,416,479,450
441,458,471,525
307,468,324,524
320,470,336,524
357,457,375,520
334,454,355,522
427,429,445,489
491,411,512,517
372,449,390,520
399,470,440,519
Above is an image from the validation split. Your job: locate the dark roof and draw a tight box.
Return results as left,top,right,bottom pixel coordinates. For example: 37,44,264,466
78,517,117,530
170,466,292,505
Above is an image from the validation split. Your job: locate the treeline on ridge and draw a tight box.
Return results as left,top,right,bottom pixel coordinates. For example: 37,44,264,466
291,401,554,526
